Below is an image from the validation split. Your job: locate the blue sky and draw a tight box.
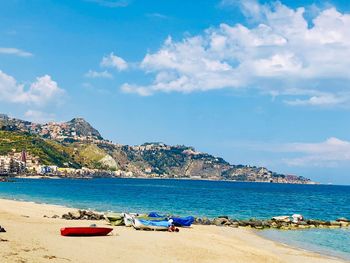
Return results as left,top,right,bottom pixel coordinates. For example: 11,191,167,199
1,0,350,184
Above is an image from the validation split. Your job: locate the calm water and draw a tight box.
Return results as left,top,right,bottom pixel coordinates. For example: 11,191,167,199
0,178,349,260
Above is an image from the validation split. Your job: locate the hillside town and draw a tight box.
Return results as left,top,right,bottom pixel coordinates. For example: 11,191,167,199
0,114,314,184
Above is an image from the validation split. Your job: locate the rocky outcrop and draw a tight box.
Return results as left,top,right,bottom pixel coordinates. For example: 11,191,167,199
0,113,313,183
193,216,350,230
66,118,103,140
61,210,105,220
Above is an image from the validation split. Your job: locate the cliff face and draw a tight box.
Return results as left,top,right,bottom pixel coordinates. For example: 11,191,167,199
0,114,312,183
66,118,103,140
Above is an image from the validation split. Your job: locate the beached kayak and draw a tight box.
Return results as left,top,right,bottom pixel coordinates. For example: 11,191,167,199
148,212,195,227
132,218,171,231
105,213,124,226
60,227,113,236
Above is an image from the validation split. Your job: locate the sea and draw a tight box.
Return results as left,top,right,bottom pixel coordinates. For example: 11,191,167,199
0,178,349,260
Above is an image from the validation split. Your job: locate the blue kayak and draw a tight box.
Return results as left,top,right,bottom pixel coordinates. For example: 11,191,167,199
148,212,195,227
171,216,195,227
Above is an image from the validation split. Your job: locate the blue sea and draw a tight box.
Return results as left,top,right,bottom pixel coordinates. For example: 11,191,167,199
0,178,349,260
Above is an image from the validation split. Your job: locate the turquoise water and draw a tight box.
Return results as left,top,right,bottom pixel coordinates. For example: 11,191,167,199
259,228,350,261
0,178,349,260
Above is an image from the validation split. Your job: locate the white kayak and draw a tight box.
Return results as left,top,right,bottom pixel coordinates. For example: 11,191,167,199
132,218,172,231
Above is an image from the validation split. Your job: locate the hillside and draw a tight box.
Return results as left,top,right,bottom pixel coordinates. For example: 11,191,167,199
0,131,80,168
0,114,312,183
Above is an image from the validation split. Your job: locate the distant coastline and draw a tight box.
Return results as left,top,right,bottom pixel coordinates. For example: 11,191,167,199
0,114,314,184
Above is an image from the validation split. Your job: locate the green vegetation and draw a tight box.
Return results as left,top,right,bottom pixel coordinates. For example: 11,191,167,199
0,131,81,168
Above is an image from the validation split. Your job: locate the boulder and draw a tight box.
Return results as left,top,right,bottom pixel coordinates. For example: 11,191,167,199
229,222,239,228
336,217,349,223
62,214,72,220
218,216,229,219
249,220,263,228
238,220,250,227
68,211,81,220
0,226,6,233
330,221,341,227
272,216,291,223
339,221,349,227
212,217,231,226
195,217,211,225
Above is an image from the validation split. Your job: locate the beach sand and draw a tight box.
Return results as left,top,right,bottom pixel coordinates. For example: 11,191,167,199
0,199,346,263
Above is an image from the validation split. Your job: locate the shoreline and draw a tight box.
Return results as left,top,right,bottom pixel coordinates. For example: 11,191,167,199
0,198,347,263
10,175,325,185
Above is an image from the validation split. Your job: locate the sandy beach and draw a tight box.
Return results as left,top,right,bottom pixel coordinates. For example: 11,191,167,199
0,198,346,263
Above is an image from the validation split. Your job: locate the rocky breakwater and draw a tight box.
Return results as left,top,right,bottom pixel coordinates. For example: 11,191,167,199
60,210,105,220
194,215,350,230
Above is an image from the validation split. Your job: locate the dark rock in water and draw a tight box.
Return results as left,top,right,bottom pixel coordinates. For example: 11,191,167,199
218,216,229,219
306,220,326,226
0,226,6,233
297,221,308,226
336,217,349,222
330,221,341,227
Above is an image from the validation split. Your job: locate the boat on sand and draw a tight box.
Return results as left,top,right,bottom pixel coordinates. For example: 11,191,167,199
105,213,124,226
132,218,172,231
60,227,113,236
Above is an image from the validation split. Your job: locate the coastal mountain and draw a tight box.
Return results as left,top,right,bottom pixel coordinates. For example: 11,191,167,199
0,114,312,183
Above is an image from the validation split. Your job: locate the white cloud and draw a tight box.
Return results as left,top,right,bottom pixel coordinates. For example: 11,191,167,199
0,70,65,106
85,0,129,8
85,70,113,79
146,13,169,19
24,110,55,123
121,1,350,106
0,47,33,57
281,138,350,167
101,52,128,71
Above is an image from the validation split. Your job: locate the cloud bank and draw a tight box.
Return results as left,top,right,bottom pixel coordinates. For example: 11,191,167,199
282,137,350,167
0,47,33,57
121,0,350,107
0,70,65,106
101,52,128,71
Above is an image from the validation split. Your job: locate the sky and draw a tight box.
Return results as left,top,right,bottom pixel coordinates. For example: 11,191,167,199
0,0,350,184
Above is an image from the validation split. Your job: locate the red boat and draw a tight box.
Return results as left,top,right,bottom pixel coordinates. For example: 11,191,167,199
60,227,113,237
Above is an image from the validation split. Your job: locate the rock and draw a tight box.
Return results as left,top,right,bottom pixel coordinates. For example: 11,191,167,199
248,220,263,228
340,222,349,227
270,222,278,228
62,214,71,220
262,220,272,228
68,211,81,220
330,221,341,227
194,217,211,225
51,215,59,219
218,216,229,219
212,217,231,226
0,226,6,233
272,216,291,223
238,220,250,227
201,217,212,225
230,222,239,228
336,217,349,223
297,221,308,226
